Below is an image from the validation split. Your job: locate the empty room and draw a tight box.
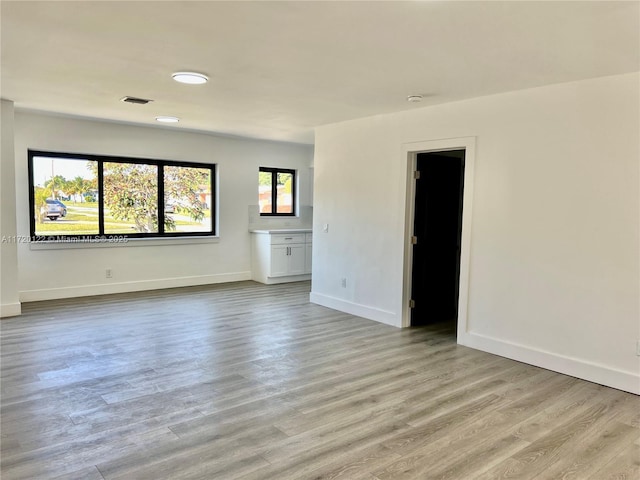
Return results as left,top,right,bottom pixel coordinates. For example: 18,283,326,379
1,2,639,479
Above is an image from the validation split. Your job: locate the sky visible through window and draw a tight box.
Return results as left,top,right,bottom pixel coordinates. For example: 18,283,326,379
32,156,93,186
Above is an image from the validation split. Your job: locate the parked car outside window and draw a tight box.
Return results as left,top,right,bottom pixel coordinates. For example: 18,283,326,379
41,199,65,221
48,199,67,216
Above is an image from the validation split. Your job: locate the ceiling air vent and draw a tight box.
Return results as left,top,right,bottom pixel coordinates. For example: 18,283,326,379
120,96,153,105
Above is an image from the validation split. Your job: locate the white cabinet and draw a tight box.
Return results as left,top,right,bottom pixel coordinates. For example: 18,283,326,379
251,230,312,284
305,233,312,274
270,245,289,277
270,244,305,276
288,244,307,275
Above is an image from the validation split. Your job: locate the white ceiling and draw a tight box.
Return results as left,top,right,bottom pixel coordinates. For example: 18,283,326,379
2,1,638,144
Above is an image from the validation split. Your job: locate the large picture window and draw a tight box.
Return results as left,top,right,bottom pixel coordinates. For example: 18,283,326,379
258,167,296,216
28,150,215,241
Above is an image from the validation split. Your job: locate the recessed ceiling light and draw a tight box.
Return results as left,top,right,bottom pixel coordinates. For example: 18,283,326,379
172,72,208,85
407,95,423,103
155,116,180,123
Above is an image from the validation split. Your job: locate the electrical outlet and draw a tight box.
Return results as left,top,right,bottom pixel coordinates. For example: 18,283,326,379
323,223,329,233
106,268,112,279
341,277,347,288
636,341,640,356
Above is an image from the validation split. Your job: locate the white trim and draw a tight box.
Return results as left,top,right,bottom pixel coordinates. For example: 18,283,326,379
0,302,22,318
459,331,640,395
401,137,476,332
310,292,399,327
20,271,251,302
260,274,311,285
28,235,220,251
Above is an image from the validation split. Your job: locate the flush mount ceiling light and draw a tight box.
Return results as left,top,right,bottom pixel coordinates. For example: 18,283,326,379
155,116,180,123
172,72,208,85
407,95,423,103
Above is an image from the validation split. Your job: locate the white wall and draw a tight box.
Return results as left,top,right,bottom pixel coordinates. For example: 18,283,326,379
14,112,313,301
311,73,640,394
1,100,21,317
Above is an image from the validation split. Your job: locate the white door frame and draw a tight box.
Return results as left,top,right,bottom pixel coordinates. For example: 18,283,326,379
401,137,476,339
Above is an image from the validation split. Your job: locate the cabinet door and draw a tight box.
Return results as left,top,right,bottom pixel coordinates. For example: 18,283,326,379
270,245,289,277
288,244,306,276
305,244,312,274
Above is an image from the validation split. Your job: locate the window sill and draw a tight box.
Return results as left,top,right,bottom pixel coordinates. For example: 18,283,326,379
259,214,297,217
28,235,220,250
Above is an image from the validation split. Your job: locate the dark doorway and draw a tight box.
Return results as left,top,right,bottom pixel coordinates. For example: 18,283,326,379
410,150,465,327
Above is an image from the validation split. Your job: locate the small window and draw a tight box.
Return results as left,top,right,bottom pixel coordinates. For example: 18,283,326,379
28,150,216,241
259,167,296,216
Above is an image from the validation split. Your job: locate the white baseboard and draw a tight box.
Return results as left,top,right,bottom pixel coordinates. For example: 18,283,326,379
260,274,311,285
304,293,639,394
1,302,22,318
20,271,252,302
309,291,399,327
458,331,640,395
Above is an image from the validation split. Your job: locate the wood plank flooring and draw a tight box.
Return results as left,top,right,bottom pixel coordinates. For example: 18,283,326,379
1,280,638,479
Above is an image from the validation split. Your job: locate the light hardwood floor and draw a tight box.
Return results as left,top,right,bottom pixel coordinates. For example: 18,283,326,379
1,281,638,479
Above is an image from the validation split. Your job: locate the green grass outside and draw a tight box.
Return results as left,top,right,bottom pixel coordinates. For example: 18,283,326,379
35,202,210,236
